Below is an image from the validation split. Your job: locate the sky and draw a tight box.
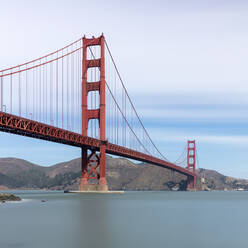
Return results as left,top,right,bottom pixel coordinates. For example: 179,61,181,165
1,0,248,178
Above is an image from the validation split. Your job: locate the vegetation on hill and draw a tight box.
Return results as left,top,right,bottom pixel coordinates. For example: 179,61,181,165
0,157,247,191
198,168,248,191
0,157,187,190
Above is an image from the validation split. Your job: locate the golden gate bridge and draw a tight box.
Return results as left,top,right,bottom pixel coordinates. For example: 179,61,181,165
0,34,200,191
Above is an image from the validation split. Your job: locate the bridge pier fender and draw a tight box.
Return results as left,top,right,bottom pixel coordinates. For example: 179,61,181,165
79,146,108,192
187,176,196,191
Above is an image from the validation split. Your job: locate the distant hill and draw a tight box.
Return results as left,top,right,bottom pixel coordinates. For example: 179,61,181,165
0,158,44,175
0,157,247,191
0,156,186,190
198,168,248,191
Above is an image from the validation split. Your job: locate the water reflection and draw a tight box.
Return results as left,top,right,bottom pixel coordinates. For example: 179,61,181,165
1,191,248,248
76,195,112,248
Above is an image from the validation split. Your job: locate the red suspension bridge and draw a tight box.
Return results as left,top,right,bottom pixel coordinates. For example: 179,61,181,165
0,35,200,191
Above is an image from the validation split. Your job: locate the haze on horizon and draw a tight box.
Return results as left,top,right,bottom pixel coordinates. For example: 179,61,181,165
1,0,248,178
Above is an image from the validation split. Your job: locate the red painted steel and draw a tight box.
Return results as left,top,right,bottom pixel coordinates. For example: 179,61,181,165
80,35,107,189
0,35,199,191
0,111,196,178
187,140,196,172
186,140,198,190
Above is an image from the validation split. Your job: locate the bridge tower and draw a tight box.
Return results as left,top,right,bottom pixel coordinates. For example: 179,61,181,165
79,34,108,191
187,140,196,190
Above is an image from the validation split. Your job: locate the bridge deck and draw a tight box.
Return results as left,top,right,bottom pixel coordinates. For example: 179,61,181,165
0,111,195,178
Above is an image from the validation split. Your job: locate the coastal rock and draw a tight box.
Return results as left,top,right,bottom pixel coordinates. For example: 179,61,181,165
0,193,21,202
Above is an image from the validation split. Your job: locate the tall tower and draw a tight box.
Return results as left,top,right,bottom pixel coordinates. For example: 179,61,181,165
79,34,108,192
187,140,196,190
187,140,196,172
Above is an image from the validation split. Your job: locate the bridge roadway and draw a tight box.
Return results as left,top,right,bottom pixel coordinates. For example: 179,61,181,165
0,111,196,178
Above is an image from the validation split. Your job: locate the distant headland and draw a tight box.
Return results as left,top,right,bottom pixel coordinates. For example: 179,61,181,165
0,156,247,191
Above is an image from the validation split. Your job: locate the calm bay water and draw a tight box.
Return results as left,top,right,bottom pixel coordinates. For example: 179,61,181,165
0,191,248,248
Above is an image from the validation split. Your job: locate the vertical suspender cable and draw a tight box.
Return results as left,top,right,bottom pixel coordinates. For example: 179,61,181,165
75,45,78,133
0,72,3,111
50,61,53,125
62,50,64,129
26,66,28,117
43,63,45,123
19,68,21,116
39,60,41,121
71,47,74,131
56,54,58,127
45,59,48,123
67,47,69,130
10,71,12,114
78,44,80,133
33,63,35,120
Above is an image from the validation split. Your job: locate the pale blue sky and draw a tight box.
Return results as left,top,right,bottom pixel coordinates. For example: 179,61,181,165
1,0,248,178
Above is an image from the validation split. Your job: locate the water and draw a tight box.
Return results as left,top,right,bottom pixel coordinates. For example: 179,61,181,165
0,191,248,248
